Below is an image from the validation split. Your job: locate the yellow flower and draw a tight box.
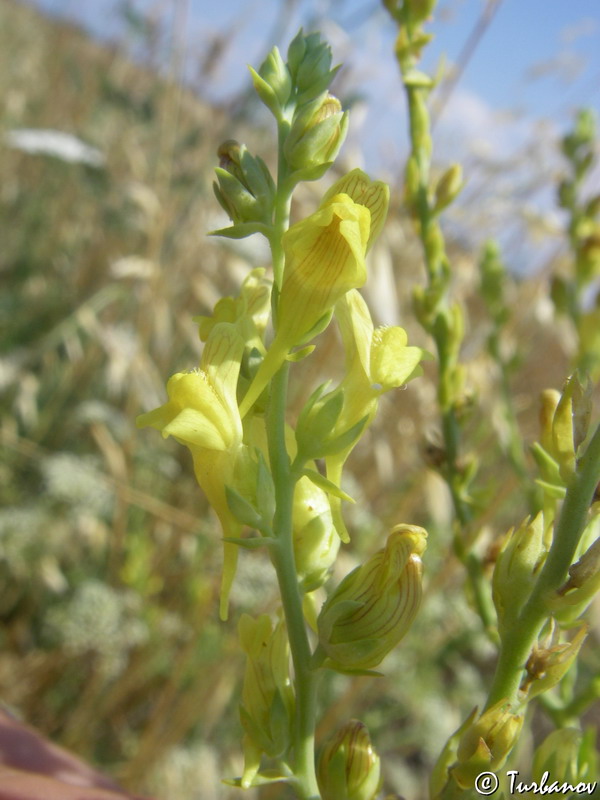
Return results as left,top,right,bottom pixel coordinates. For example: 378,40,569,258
321,168,390,251
239,192,371,417
137,322,247,620
238,614,294,787
317,525,427,671
325,290,425,540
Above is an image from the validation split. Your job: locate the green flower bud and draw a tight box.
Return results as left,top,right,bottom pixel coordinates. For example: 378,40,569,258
492,512,547,635
317,720,381,800
213,140,275,226
258,46,291,109
289,31,337,103
433,163,463,213
284,93,348,174
549,536,600,622
533,727,598,787
539,388,561,455
293,475,341,591
521,625,588,700
451,700,523,789
552,372,593,482
406,0,436,24
317,525,427,671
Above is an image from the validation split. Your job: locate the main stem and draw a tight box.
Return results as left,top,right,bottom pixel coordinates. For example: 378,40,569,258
267,366,321,799
264,115,321,799
485,422,600,709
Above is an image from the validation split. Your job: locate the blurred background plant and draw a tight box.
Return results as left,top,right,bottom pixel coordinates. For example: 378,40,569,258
0,0,598,798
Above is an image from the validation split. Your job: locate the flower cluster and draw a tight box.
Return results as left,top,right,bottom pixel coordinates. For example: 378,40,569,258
138,29,427,796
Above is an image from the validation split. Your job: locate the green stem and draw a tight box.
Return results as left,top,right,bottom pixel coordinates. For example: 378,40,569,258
485,422,600,709
405,72,495,633
267,364,321,799
261,110,320,799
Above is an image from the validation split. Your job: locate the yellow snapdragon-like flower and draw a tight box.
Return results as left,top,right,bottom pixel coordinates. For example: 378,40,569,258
325,289,425,540
137,322,247,620
238,614,294,788
239,173,389,418
317,524,427,671
195,267,272,353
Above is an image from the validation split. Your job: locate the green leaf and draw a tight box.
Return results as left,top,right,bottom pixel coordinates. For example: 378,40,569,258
225,485,262,528
286,344,315,362
222,536,274,550
317,415,369,457
302,468,355,503
208,222,271,239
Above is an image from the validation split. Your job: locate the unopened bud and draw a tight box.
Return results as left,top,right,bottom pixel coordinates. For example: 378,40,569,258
533,727,597,787
552,372,593,482
406,0,437,24
291,31,337,102
213,141,275,226
492,513,547,635
284,93,348,173
258,46,291,109
539,388,560,454
521,625,587,700
317,525,427,671
292,476,340,591
451,700,523,789
550,537,600,623
317,720,381,800
433,163,463,213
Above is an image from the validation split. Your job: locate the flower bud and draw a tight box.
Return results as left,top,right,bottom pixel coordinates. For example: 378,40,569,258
293,475,341,591
551,372,593,482
253,46,291,113
239,193,370,417
433,163,463,213
288,30,337,103
406,0,437,24
317,720,381,800
549,536,600,622
492,513,547,635
213,141,275,227
284,93,348,174
533,727,598,787
317,525,427,671
451,700,523,789
521,625,587,700
539,388,561,454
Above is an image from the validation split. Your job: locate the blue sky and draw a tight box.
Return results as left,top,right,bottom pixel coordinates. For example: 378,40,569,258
27,0,600,271
28,0,599,165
